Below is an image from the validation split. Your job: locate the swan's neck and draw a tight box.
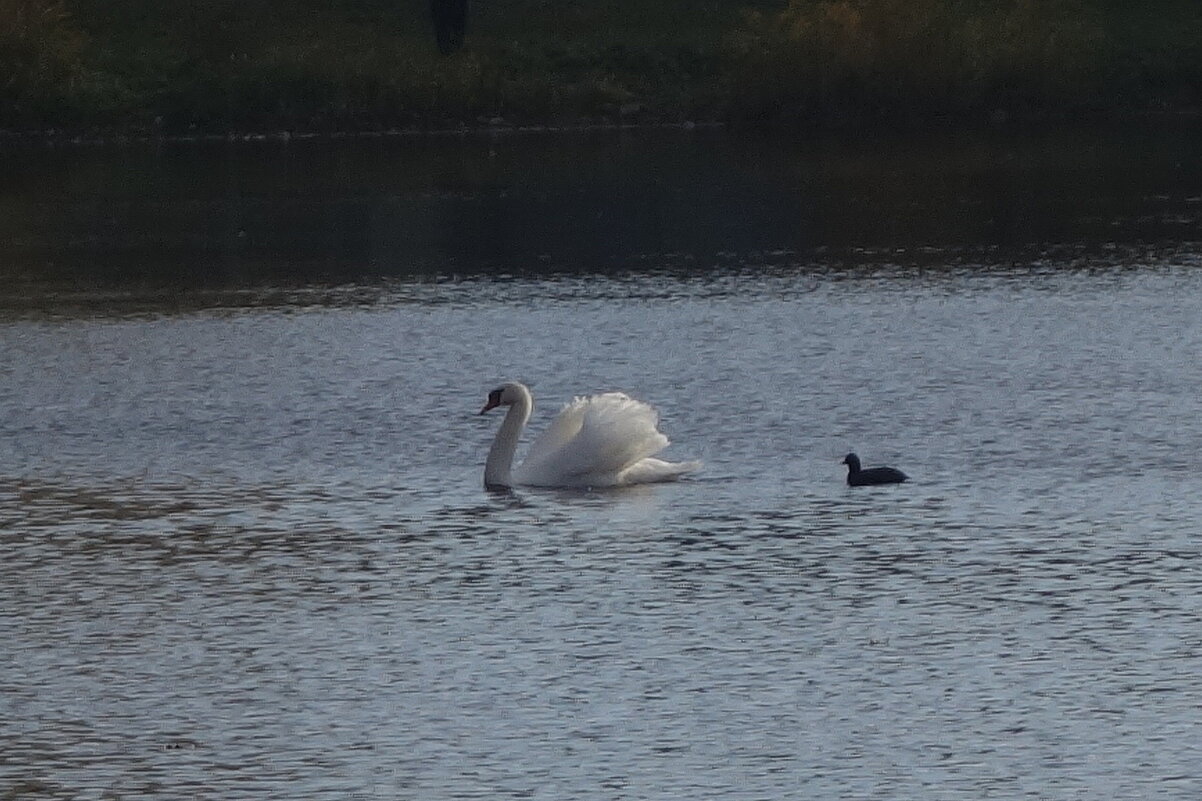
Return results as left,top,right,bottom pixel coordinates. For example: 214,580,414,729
484,390,532,488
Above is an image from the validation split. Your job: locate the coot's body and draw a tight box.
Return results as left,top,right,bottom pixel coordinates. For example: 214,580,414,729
843,453,907,486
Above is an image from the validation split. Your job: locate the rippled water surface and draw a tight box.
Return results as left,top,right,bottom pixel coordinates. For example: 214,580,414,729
3,127,1202,799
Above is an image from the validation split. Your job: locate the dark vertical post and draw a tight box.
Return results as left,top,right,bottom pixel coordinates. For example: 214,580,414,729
431,0,468,54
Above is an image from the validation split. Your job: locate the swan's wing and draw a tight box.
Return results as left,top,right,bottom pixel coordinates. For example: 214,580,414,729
571,392,671,475
517,392,672,485
520,395,589,466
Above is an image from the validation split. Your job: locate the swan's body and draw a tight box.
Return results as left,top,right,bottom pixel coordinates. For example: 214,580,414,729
480,382,699,489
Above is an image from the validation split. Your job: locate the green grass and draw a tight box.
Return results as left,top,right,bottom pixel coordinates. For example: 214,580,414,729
2,0,1200,134
731,0,1202,123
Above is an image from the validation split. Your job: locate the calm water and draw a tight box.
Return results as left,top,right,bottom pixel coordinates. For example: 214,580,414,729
3,126,1202,799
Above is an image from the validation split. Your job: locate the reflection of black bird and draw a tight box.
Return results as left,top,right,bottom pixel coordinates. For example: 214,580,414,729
843,453,908,486
431,0,468,54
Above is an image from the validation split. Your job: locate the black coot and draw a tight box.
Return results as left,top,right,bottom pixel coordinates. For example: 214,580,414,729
843,453,908,486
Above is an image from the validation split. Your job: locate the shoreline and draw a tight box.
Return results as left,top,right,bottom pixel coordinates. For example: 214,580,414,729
3,107,1200,150
0,119,724,149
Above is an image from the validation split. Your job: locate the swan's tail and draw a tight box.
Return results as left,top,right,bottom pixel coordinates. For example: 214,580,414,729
619,457,702,485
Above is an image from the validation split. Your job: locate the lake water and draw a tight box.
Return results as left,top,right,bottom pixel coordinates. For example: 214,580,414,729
3,125,1202,799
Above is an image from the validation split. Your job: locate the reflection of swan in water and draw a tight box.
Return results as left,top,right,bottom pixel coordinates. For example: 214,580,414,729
479,381,700,489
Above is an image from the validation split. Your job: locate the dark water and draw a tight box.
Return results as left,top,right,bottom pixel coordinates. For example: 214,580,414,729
3,126,1202,799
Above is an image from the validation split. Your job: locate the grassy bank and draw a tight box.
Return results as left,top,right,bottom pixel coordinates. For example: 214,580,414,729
2,0,1200,135
733,0,1202,124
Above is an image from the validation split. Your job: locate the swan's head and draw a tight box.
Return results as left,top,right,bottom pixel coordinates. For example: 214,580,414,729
479,382,528,415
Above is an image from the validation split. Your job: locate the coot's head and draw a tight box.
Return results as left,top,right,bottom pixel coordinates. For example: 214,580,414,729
842,453,861,470
479,381,528,414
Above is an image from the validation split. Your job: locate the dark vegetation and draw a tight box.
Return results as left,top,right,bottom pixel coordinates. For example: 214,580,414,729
2,0,1200,135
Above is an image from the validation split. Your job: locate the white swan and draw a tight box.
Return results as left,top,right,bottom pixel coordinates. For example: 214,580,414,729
479,381,700,489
